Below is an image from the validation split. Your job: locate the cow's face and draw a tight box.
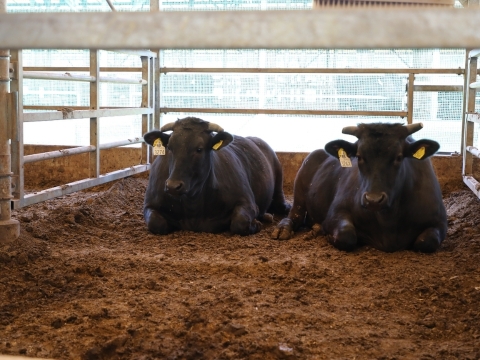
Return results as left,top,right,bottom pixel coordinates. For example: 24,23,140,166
144,117,233,197
325,123,439,211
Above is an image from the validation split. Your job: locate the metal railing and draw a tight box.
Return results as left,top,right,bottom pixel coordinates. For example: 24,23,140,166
159,66,465,127
9,49,157,208
462,49,480,198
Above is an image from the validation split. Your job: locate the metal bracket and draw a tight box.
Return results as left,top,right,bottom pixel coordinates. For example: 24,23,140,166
9,61,17,80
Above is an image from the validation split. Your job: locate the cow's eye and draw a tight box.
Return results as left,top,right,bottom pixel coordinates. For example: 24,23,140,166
395,155,403,163
196,147,203,153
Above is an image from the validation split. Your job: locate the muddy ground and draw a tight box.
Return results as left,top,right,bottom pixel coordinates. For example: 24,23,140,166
0,176,479,360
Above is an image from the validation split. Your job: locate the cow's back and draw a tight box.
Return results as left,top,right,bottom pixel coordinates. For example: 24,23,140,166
213,135,279,215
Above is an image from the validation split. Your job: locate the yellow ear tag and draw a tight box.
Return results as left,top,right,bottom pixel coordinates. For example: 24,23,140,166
413,146,425,160
338,148,352,168
153,138,165,156
212,140,223,151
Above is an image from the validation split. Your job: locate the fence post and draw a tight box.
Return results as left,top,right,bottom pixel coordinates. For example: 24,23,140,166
0,0,20,243
90,49,100,178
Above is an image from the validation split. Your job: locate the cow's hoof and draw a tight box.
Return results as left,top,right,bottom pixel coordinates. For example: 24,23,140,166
304,223,323,240
271,227,293,240
413,228,441,253
271,218,294,240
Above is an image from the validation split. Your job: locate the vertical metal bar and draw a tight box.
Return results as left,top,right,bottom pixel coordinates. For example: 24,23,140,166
151,0,161,132
141,55,150,164
460,48,471,153
10,50,24,206
149,55,155,164
155,51,161,131
406,73,415,125
90,50,100,178
462,56,478,176
0,0,20,243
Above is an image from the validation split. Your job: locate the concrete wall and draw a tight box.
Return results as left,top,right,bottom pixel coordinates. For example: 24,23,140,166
24,145,466,195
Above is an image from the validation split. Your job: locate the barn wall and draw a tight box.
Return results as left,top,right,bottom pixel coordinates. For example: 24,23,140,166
24,145,465,195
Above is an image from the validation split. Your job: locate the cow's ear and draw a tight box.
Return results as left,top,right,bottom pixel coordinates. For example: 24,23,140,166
210,132,233,151
325,139,357,159
143,130,170,147
405,139,440,160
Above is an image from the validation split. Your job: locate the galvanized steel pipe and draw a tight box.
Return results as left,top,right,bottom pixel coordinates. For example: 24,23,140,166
0,0,20,243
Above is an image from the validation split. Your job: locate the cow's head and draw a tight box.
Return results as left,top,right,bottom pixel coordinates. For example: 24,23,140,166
324,123,439,211
143,117,233,197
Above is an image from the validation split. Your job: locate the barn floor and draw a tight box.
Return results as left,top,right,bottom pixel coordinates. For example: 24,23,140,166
0,176,479,360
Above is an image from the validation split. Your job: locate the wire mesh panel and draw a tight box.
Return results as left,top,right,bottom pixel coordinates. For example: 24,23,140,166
161,49,466,152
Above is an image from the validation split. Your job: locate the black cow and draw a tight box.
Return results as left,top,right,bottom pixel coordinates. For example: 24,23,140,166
272,122,447,253
143,117,290,235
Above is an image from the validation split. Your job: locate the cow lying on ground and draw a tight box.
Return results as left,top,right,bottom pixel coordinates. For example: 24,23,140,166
272,122,447,253
143,117,291,235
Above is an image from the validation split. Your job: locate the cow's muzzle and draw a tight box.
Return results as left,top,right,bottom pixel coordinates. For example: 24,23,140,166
361,192,388,211
165,179,186,196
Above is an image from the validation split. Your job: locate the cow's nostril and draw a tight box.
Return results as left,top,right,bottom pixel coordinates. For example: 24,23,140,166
165,179,185,194
364,192,386,205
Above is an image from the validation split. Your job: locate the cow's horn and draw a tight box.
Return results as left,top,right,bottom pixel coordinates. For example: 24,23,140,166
207,122,224,133
160,122,175,132
342,126,359,137
405,122,423,135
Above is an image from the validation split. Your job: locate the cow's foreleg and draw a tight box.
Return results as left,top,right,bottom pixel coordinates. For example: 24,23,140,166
327,218,357,251
144,207,173,235
413,227,442,253
230,205,262,235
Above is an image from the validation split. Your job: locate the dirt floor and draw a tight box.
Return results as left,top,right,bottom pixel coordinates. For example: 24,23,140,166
0,175,479,360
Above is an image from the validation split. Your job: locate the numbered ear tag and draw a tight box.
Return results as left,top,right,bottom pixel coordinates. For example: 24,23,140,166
413,146,425,159
338,148,352,168
153,138,165,156
212,140,223,151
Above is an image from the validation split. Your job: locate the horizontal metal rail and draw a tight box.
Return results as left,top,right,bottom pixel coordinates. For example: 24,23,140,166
23,71,147,84
411,84,463,92
13,164,150,208
160,107,408,117
24,66,142,72
23,107,152,122
1,9,480,49
24,138,144,164
314,0,455,5
24,145,96,164
109,49,157,58
100,137,143,150
161,67,465,75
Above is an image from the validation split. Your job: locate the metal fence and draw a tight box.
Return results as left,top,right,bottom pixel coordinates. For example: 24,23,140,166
9,49,157,208
2,5,480,242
